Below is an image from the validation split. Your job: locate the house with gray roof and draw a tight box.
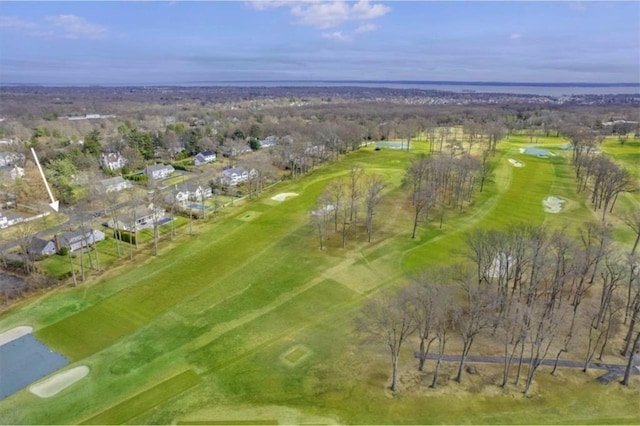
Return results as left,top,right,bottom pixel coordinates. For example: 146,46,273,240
55,227,105,252
194,150,216,166
146,164,175,180
99,176,132,193
221,167,257,186
27,237,57,257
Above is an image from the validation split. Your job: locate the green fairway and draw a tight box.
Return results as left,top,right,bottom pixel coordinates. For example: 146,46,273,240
0,142,639,424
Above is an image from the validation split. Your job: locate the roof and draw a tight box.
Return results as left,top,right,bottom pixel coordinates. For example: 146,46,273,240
223,167,247,176
27,237,54,254
58,227,101,244
201,150,215,157
100,176,127,186
147,163,174,173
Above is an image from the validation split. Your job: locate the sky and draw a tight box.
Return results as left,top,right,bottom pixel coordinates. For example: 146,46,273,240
0,1,638,85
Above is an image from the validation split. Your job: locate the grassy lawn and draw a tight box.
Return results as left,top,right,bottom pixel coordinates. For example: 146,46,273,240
0,142,638,424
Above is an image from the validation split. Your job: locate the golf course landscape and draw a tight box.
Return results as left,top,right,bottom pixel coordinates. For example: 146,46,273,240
0,134,639,424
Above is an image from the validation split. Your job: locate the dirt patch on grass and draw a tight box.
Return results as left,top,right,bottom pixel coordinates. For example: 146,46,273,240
30,365,89,398
270,192,298,202
543,196,566,213
0,325,33,346
508,159,524,168
281,345,311,366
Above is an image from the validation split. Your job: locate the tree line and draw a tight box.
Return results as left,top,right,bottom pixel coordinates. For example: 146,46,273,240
357,222,640,396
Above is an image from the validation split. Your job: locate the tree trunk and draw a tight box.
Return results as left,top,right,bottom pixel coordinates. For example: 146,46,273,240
621,331,640,386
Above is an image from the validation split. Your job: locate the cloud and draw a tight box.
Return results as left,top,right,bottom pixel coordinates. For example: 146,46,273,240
251,0,390,30
509,33,522,40
0,14,109,40
0,16,38,31
45,14,109,39
354,23,376,34
322,31,350,41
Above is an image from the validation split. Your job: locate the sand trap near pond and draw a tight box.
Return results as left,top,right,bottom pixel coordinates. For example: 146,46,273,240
0,326,33,346
543,196,566,213
508,159,524,168
30,366,89,398
271,192,298,202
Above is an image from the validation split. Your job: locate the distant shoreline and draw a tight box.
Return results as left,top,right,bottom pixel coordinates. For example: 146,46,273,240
1,80,639,97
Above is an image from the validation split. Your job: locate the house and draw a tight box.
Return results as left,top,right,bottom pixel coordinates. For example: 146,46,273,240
260,136,278,148
98,176,132,193
194,150,216,166
0,152,25,167
165,183,212,207
107,204,166,231
146,164,175,180
0,165,24,180
27,237,57,257
55,228,105,252
100,152,127,171
0,212,23,229
221,167,257,186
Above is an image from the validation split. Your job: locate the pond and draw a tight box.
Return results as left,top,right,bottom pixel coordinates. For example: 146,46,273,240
522,147,554,157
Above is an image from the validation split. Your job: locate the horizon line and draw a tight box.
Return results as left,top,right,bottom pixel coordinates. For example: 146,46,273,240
1,80,639,89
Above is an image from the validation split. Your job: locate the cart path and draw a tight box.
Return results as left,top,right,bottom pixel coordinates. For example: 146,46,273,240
414,352,640,378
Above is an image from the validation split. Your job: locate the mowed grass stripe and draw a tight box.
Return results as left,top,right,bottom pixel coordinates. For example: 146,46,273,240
80,369,200,425
187,279,357,371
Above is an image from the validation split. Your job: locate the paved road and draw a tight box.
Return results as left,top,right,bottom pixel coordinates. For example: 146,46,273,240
414,352,639,380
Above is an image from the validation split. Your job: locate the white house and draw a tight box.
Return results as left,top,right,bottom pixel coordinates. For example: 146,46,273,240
0,152,25,167
194,150,216,166
0,165,24,180
0,212,23,228
107,204,166,231
221,167,257,186
100,152,127,171
99,176,132,193
146,164,175,180
166,183,212,207
260,136,278,148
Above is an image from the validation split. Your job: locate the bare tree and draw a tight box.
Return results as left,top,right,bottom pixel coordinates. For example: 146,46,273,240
454,274,493,383
623,208,640,256
363,174,386,243
311,190,332,250
621,331,640,386
356,289,416,393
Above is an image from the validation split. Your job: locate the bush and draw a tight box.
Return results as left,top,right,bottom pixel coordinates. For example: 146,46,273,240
57,247,69,256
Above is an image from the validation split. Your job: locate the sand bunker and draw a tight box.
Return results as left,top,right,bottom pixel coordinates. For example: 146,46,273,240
543,196,566,213
0,326,33,346
508,159,524,168
30,365,89,398
271,192,298,202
